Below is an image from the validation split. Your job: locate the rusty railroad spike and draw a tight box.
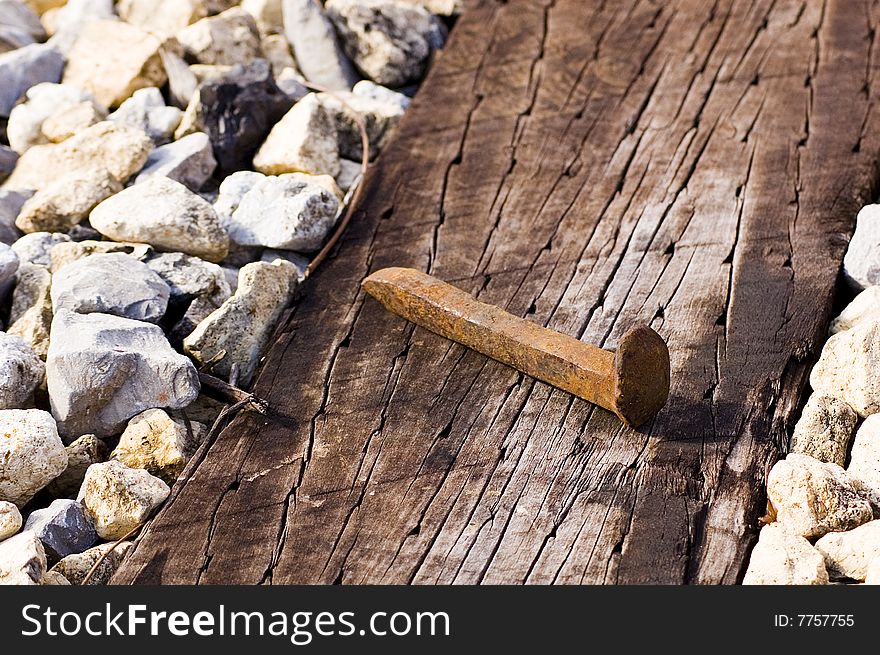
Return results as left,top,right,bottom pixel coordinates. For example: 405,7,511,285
362,267,670,427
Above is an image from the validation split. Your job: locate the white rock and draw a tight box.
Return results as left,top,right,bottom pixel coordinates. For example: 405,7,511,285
108,87,184,146
790,394,857,467
118,0,207,40
742,523,828,585
51,253,171,323
46,0,116,54
41,100,105,143
6,82,102,153
811,317,880,417
848,413,880,508
80,460,169,540
0,408,67,507
261,249,309,282
15,168,123,233
326,0,445,88
253,93,341,177
815,519,880,581
281,0,359,90
224,173,339,251
766,453,874,539
0,190,29,245
46,310,201,439
90,177,230,263
7,262,52,358
49,239,153,273
0,333,44,409
3,121,154,194
135,131,217,191
40,569,70,585
830,286,880,335
261,33,298,77
0,501,22,542
867,558,880,584
844,205,880,290
0,531,45,584
214,170,265,224
111,408,207,484
177,7,263,67
62,19,180,109
0,240,17,298
10,231,69,267
0,43,64,118
242,0,284,34
184,260,298,386
46,434,107,498
50,540,131,585
399,0,461,15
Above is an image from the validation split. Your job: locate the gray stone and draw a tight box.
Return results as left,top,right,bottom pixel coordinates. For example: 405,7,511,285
184,260,298,386
175,59,293,176
0,240,17,298
51,253,171,323
811,317,880,417
24,498,97,561
177,7,264,67
830,286,880,335
767,453,874,539
260,249,309,282
49,240,153,273
253,93,341,177
46,310,201,439
848,414,880,510
6,82,102,154
50,540,131,585
214,170,265,224
0,145,17,183
224,173,339,251
844,205,880,290
135,131,217,191
0,43,64,118
46,435,108,499
0,500,22,542
108,87,184,146
90,177,230,263
10,232,70,267
790,394,857,467
0,408,67,507
0,332,44,409
0,190,28,245
117,0,207,40
15,168,123,233
41,100,105,143
144,251,231,310
816,519,880,581
336,157,362,193
7,262,52,358
80,460,169,540
261,33,297,77
282,0,359,90
326,0,445,88
0,1,45,53
0,531,45,584
742,523,828,585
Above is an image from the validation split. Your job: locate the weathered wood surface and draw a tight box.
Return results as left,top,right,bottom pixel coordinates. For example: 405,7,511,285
114,0,880,584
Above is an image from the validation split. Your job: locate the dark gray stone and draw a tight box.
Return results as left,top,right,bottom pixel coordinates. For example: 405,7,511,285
24,499,98,562
0,44,64,118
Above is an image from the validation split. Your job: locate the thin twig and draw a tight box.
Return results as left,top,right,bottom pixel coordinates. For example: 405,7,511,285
80,523,143,586
198,371,269,413
301,81,371,278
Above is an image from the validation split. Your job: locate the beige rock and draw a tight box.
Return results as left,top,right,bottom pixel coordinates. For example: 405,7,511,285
6,82,102,154
0,531,45,585
242,0,284,34
0,332,44,409
62,20,180,108
0,409,67,507
790,394,857,467
118,0,207,39
51,541,132,585
25,0,66,14
767,453,874,539
80,460,170,540
41,100,104,143
177,7,263,66
0,501,22,542
261,33,297,77
3,121,153,193
253,93,340,177
7,262,53,358
40,570,70,585
15,169,122,233
400,0,462,14
49,240,153,273
848,414,880,508
184,260,298,386
830,286,880,335
89,177,230,262
816,520,880,581
866,558,880,584
811,318,880,417
47,434,108,498
111,409,207,485
742,523,828,585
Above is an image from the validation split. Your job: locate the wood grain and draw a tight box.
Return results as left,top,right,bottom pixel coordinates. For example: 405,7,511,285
114,0,880,585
